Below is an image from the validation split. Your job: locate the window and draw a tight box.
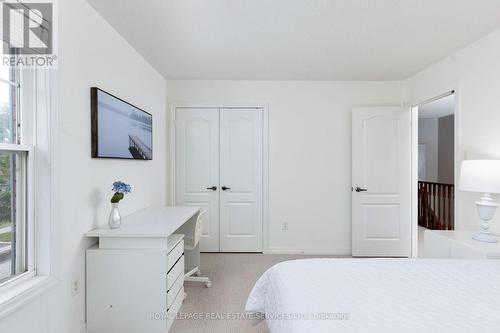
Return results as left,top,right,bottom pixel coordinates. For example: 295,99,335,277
0,62,33,286
0,4,55,308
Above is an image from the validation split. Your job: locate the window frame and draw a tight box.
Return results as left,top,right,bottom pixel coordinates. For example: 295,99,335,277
0,61,36,288
0,1,58,316
0,143,34,288
0,66,58,317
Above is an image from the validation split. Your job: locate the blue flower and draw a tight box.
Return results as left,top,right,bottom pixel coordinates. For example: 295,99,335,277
112,181,132,194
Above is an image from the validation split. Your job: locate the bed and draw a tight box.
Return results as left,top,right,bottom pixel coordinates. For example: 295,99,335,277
245,258,500,332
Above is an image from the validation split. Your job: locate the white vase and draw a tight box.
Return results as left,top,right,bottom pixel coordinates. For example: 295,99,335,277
108,203,121,229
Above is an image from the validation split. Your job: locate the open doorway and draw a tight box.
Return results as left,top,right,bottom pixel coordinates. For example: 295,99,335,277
415,93,455,257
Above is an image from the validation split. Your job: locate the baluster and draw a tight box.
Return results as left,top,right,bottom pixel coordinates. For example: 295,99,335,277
423,184,425,228
428,183,432,229
438,185,443,229
420,182,423,227
439,185,441,229
450,185,453,230
450,185,454,230
434,184,438,229
431,183,435,229
435,183,438,229
422,183,425,227
427,183,431,229
424,183,427,228
446,185,450,230
423,183,426,227
417,182,420,224
443,185,448,230
426,183,430,228
444,185,447,229
434,184,441,230
436,184,440,229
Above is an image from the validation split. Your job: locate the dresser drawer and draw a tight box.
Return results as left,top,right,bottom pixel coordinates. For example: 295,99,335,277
167,272,184,309
167,239,184,272
166,286,184,331
167,255,184,290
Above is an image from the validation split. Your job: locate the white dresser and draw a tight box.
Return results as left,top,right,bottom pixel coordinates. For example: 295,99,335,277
85,206,200,333
424,229,500,259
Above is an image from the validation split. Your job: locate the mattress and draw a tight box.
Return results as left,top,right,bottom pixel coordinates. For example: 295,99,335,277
245,258,500,333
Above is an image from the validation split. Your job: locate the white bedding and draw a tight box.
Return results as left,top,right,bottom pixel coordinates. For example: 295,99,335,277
245,258,500,333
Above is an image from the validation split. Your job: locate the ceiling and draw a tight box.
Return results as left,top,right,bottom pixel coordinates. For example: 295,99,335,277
419,94,455,118
88,0,500,80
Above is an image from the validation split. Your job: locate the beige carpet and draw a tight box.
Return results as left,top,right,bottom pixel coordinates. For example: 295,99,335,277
170,253,342,333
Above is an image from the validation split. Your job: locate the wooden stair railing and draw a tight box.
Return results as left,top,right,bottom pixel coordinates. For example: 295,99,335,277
418,181,454,230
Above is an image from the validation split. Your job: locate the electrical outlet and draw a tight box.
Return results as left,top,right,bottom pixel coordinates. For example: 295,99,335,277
72,277,80,296
282,222,289,231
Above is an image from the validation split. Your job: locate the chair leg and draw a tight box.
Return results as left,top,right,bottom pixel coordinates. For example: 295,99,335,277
185,267,198,277
185,266,212,288
185,276,212,288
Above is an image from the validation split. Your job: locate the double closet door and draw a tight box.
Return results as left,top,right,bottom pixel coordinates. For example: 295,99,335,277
175,108,263,252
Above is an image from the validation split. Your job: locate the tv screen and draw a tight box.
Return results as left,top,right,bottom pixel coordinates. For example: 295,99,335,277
91,87,152,160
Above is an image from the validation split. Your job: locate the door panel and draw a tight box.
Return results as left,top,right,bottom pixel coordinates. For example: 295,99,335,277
175,108,220,252
352,107,411,257
363,204,400,239
219,108,263,252
228,202,254,235
364,116,399,193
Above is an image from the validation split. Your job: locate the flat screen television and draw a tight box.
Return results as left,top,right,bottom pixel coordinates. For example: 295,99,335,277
91,87,153,160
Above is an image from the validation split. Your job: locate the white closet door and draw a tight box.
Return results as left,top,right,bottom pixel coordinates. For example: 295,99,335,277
352,107,411,257
175,108,220,252
219,108,263,252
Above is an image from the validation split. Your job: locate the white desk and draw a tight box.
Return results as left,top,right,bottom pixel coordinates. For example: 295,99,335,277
424,229,500,259
85,206,200,333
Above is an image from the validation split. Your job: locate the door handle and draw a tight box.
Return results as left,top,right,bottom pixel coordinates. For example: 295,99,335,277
221,186,231,191
206,186,217,191
355,187,367,192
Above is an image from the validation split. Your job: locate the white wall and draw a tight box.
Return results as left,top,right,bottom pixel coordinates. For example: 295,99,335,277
167,80,404,254
4,3,500,331
406,27,500,233
417,115,455,184
0,0,167,332
438,115,455,184
418,118,438,182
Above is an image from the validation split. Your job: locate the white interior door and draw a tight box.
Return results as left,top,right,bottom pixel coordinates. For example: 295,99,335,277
175,108,220,252
219,108,263,252
352,107,411,257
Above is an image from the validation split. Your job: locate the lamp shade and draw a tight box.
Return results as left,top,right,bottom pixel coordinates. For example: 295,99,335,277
459,160,500,193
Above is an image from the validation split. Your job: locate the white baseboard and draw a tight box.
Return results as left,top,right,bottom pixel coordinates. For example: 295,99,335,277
266,247,351,256
74,323,86,333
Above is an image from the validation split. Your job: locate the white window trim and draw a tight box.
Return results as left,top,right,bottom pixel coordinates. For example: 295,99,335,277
0,68,59,318
0,143,34,285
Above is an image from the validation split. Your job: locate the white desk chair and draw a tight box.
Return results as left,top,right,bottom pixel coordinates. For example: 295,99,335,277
184,210,212,288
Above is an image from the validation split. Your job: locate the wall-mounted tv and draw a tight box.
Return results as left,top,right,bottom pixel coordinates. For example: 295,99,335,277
91,87,152,160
